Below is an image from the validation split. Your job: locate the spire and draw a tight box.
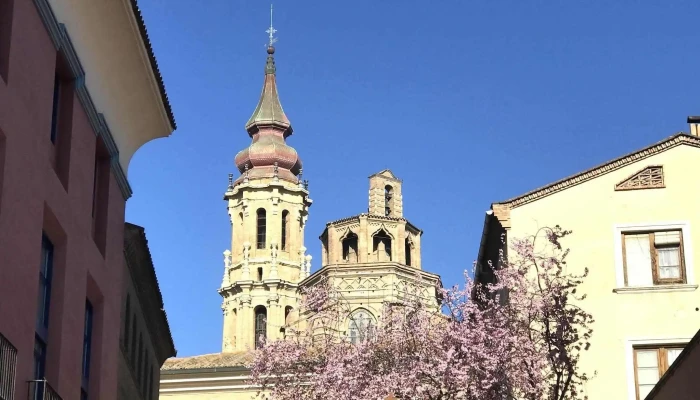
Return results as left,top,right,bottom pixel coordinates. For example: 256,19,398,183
245,5,292,137
234,6,302,186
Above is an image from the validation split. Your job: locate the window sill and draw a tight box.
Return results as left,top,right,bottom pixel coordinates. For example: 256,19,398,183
613,284,698,294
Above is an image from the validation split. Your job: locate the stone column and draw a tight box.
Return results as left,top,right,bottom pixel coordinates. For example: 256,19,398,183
239,295,252,350
358,216,368,263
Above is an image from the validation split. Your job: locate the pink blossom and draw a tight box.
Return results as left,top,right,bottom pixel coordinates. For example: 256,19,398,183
251,226,593,400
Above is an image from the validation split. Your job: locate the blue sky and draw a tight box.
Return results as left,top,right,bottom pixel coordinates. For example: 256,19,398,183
126,0,700,357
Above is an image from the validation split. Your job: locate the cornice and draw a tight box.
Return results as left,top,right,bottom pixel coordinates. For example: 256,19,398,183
496,133,700,209
32,0,133,199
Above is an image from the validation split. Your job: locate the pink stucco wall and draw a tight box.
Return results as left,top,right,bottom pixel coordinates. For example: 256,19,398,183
0,1,125,399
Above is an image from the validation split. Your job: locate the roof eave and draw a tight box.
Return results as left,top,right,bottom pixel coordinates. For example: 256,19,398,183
128,0,176,130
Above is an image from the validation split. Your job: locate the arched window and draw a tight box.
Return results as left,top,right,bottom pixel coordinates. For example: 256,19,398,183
348,309,375,344
384,185,393,216
254,306,267,349
285,306,294,325
281,210,289,250
342,232,359,263
405,238,412,266
256,209,266,249
373,229,392,261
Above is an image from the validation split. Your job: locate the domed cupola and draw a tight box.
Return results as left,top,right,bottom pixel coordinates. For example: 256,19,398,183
234,45,302,185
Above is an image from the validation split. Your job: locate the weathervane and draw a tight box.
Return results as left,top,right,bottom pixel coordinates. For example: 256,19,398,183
266,4,278,48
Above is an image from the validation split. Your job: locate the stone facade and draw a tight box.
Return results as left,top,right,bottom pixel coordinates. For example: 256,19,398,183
219,174,312,352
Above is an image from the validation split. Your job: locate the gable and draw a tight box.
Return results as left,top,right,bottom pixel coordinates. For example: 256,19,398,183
495,134,700,209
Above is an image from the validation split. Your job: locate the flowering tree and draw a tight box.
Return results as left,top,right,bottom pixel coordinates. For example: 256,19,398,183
251,226,594,400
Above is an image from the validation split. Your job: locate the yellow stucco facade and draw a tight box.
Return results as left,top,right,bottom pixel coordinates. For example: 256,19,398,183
478,131,700,400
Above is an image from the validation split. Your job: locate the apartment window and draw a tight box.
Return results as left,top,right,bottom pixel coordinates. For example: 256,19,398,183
36,234,54,349
48,58,74,190
33,336,46,380
49,75,60,144
633,345,684,400
81,300,93,397
91,139,110,256
0,0,14,82
623,230,686,286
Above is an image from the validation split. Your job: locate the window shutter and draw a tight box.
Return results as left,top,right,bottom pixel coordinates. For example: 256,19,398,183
654,231,681,246
624,234,653,286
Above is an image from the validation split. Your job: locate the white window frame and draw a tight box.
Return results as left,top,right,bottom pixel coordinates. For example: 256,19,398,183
624,337,691,400
613,221,697,293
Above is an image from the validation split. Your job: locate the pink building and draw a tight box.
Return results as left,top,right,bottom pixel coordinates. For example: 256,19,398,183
0,0,175,399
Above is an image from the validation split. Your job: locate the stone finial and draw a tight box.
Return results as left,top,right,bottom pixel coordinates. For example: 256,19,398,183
244,164,250,183
227,173,233,190
304,254,312,276
273,161,279,181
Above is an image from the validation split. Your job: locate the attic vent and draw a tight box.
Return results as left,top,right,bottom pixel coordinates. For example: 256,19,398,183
615,166,664,191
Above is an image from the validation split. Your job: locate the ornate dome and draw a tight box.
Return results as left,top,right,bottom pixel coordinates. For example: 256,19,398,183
233,47,302,185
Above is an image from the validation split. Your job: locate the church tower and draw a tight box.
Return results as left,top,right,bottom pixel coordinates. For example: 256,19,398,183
309,170,440,343
218,43,312,352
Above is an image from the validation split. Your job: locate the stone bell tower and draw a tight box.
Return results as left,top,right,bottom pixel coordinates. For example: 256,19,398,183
218,43,312,352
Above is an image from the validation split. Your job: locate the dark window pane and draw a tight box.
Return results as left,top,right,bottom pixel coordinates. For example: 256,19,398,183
281,210,288,250
33,337,46,380
82,300,93,381
50,75,60,143
256,209,266,249
254,307,267,349
36,235,54,334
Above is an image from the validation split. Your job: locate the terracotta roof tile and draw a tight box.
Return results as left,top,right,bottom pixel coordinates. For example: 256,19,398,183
161,351,254,371
496,133,700,208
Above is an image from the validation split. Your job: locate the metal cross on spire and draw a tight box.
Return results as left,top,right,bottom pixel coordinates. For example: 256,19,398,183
266,4,278,47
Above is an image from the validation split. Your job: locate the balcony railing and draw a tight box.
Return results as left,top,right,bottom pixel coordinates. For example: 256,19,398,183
27,380,61,400
0,332,18,400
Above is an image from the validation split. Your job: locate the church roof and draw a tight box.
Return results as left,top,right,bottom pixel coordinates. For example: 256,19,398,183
244,46,292,136
161,351,253,371
494,133,700,209
369,169,402,182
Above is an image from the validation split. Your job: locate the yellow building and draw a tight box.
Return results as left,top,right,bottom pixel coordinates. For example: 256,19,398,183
159,43,440,399
476,117,700,400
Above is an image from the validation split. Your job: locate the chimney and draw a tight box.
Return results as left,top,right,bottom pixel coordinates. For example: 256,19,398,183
688,116,700,136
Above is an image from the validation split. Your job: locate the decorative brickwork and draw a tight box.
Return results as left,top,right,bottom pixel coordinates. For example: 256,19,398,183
614,166,664,191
